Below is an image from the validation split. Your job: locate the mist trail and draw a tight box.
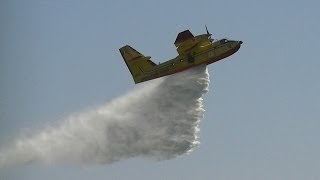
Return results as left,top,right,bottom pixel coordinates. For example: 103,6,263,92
0,65,210,167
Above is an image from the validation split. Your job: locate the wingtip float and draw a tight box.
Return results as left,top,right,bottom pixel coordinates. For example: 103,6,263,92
119,27,242,84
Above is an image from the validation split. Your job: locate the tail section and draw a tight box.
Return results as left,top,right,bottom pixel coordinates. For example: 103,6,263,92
119,45,156,83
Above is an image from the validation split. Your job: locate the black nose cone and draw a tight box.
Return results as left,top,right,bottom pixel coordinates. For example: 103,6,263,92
239,41,243,44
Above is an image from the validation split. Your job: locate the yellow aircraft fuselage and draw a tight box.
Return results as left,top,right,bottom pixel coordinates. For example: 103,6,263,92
119,30,242,84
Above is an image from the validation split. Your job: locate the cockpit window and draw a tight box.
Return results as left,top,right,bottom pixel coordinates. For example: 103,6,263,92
220,39,228,43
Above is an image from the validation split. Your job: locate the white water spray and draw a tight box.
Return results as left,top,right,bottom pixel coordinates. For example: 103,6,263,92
0,65,209,167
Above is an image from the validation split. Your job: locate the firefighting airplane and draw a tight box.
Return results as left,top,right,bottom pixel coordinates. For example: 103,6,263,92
119,27,242,84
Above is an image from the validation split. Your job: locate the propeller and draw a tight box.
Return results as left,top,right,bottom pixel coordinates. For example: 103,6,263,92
205,25,210,35
205,25,213,41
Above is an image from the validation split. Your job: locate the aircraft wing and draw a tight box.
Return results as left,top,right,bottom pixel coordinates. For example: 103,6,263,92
174,30,199,55
174,30,194,47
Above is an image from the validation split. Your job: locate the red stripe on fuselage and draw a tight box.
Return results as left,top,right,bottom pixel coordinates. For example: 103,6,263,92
206,43,241,64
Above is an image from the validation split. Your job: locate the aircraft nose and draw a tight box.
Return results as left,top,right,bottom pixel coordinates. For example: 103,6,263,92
239,41,243,44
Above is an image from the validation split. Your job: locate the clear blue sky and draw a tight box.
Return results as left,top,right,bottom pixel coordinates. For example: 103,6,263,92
1,0,320,179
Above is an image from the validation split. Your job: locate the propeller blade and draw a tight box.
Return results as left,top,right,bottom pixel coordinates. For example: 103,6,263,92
205,25,209,35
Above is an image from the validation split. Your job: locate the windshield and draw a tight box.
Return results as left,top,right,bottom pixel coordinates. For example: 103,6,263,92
220,39,228,43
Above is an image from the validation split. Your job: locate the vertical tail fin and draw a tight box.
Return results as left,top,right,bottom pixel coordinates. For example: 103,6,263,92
119,45,156,83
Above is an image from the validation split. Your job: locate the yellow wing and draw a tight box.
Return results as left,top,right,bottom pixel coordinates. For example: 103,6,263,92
174,30,199,55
